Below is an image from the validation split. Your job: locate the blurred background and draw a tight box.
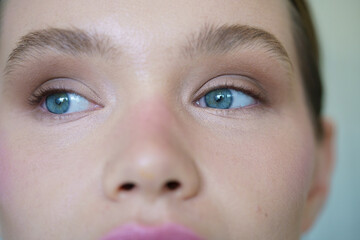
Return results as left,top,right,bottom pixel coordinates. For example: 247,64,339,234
302,0,360,240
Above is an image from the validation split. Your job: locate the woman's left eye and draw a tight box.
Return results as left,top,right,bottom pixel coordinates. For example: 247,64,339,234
197,88,257,109
43,92,90,114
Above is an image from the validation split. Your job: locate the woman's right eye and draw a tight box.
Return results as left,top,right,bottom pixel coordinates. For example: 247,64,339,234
44,92,91,114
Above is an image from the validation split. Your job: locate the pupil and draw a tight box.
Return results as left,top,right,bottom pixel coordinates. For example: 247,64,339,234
215,94,224,102
55,97,66,105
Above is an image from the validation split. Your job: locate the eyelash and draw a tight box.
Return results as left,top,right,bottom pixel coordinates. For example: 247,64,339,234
27,78,266,118
27,86,76,106
194,82,267,106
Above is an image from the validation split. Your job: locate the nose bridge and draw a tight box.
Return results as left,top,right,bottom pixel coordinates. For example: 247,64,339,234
128,97,174,138
102,98,201,202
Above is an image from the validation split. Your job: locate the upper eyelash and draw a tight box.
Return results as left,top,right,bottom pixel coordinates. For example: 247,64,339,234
28,82,265,112
27,87,79,106
195,83,267,105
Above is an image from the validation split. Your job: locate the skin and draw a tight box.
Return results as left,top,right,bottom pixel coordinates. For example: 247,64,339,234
0,0,334,239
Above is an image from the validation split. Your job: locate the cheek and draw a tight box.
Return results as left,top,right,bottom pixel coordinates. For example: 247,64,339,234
267,119,317,205
194,119,316,236
0,134,12,202
201,126,315,197
0,129,102,238
284,135,316,198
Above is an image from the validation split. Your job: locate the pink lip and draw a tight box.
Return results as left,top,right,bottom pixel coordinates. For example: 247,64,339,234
100,223,204,240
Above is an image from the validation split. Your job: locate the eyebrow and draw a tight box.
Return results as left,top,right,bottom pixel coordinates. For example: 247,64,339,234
4,28,119,75
183,23,292,69
4,24,292,76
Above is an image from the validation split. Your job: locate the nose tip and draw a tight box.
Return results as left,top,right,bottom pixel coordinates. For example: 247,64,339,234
103,146,201,202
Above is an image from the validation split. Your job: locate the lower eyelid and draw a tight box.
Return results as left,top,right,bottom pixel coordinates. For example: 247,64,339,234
199,102,264,119
34,109,93,123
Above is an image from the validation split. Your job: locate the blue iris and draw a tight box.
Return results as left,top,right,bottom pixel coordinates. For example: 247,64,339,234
46,93,70,114
205,88,233,109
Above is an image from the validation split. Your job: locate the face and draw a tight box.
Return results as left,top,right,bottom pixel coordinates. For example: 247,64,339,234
0,0,334,239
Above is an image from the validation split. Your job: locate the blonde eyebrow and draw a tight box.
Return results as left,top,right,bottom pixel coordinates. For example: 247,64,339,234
4,27,119,75
183,23,293,70
4,24,292,76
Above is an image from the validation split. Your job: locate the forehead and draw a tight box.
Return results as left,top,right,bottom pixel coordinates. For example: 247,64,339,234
0,0,297,70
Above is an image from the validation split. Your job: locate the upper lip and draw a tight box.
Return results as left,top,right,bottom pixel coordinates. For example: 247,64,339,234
100,223,205,240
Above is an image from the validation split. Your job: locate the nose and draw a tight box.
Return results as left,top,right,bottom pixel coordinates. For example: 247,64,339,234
102,101,201,202
103,141,201,202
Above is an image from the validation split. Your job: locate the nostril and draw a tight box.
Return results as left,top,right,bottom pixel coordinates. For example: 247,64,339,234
165,180,181,191
119,182,136,191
